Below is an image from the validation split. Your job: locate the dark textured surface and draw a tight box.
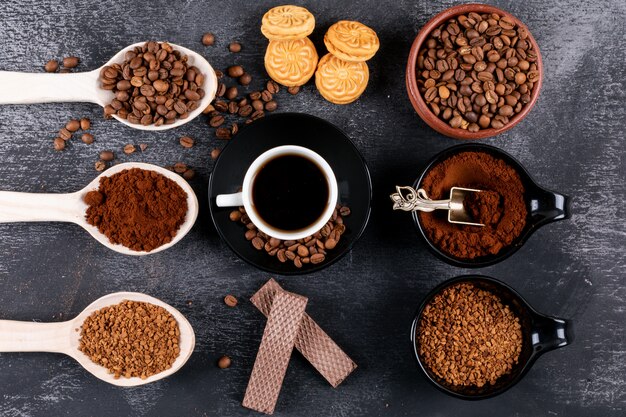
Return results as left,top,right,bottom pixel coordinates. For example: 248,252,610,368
0,0,624,416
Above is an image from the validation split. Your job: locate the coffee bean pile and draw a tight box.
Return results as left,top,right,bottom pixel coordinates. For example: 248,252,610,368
44,56,80,73
79,300,181,380
53,118,92,151
416,12,539,132
99,41,206,126
229,204,350,268
417,282,522,387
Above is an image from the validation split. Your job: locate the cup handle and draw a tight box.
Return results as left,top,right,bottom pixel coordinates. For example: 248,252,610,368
216,192,244,207
532,314,574,354
529,188,571,226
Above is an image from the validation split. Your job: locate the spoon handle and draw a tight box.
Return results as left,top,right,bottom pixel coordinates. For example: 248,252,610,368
0,191,84,223
390,186,451,212
0,320,72,353
0,70,100,105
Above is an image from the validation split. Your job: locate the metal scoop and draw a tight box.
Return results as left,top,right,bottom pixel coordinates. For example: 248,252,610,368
390,185,485,226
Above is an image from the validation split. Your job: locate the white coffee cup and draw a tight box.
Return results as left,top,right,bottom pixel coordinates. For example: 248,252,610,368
216,145,338,240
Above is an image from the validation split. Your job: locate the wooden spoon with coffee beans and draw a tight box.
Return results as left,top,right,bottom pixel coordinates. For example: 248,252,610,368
0,292,195,387
0,42,218,131
0,162,199,255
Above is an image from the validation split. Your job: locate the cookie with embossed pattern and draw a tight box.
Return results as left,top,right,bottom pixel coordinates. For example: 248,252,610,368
315,53,369,104
261,5,315,41
324,20,379,62
265,37,319,87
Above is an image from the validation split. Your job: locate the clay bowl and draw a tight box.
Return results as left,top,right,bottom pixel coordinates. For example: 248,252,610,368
406,3,543,140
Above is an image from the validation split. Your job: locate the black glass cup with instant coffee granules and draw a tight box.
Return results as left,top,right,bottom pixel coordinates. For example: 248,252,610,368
411,275,574,400
252,154,329,232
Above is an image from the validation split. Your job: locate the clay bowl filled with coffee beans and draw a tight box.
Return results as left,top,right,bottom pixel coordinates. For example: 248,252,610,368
411,275,573,399
406,4,543,139
410,143,570,267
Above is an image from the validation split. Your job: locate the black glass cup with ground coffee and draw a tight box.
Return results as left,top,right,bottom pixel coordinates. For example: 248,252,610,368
409,143,570,267
411,275,573,399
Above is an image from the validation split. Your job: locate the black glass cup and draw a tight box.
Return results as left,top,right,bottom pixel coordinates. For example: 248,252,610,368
412,143,571,267
410,275,574,400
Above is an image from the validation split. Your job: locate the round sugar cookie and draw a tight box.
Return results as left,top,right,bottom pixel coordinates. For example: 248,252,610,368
315,53,369,104
264,38,319,87
261,5,315,40
324,20,379,62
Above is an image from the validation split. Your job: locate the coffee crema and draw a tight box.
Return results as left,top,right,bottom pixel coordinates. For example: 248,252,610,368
251,154,329,231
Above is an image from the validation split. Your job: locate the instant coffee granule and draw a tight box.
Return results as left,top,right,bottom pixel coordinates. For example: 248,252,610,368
84,168,188,252
419,151,527,259
79,300,180,379
417,282,522,387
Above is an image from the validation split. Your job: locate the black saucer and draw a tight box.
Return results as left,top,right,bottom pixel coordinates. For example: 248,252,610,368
208,113,372,275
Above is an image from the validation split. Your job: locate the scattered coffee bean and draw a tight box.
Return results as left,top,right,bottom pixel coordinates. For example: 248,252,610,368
228,42,242,53
416,12,538,132
264,100,277,112
266,80,280,94
230,123,238,136
211,148,221,160
216,127,231,139
100,150,114,161
66,119,80,132
239,73,252,86
123,144,136,154
80,118,91,130
94,160,106,171
179,136,194,148
81,133,94,144
225,86,238,100
252,99,264,111
58,128,72,141
217,355,232,369
62,56,80,68
216,83,226,97
202,32,215,46
249,91,261,100
182,168,195,180
53,138,65,151
287,86,300,95
209,115,225,127
44,59,58,73
261,90,273,102
227,65,244,78
224,294,238,307
173,162,187,174
139,143,148,152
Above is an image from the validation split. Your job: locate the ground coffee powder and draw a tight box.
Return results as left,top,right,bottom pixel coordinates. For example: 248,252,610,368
419,151,527,259
84,168,188,252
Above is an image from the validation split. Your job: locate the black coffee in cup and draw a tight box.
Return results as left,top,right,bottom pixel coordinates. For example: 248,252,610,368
252,154,328,231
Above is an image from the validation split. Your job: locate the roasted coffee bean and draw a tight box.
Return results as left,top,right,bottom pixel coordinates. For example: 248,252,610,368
214,100,228,112
229,42,242,53
59,128,72,141
81,133,94,144
44,60,58,72
261,90,273,102
224,295,238,307
310,253,325,264
217,356,231,369
66,119,80,132
123,144,136,154
100,150,114,161
80,118,91,130
183,168,195,180
94,160,106,171
239,73,252,86
288,86,300,95
216,127,231,139
227,65,244,78
210,115,225,127
264,100,277,112
211,148,221,160
179,136,194,148
251,110,264,120
252,99,264,111
266,80,280,94
53,138,65,151
228,101,238,114
225,86,238,100
417,11,537,132
249,91,261,100
202,33,215,46
238,105,253,117
63,56,79,68
231,123,238,136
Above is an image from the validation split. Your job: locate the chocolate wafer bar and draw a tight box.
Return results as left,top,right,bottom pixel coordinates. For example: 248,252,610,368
251,278,357,388
242,290,307,414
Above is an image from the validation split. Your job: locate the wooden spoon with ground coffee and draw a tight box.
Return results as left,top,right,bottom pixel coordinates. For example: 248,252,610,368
0,41,217,131
0,162,199,255
0,292,195,387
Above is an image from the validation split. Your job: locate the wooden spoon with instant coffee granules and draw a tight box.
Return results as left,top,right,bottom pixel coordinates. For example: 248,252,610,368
0,162,199,255
0,292,195,387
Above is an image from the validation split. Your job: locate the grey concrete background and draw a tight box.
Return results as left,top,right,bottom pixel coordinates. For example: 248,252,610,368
0,0,624,416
